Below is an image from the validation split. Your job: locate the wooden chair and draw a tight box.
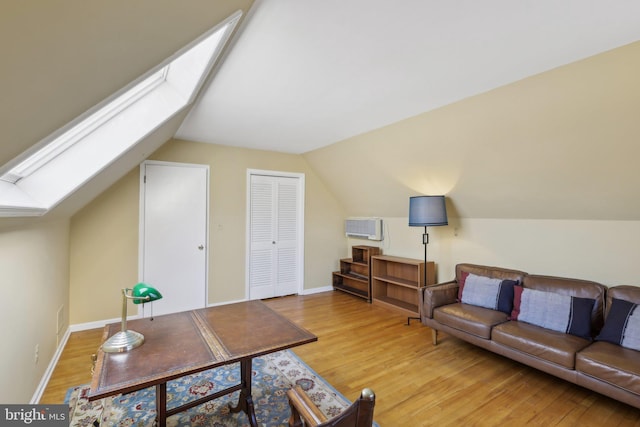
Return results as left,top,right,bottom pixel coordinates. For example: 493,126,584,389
287,385,376,427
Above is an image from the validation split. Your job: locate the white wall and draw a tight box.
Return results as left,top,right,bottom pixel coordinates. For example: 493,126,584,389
0,219,70,403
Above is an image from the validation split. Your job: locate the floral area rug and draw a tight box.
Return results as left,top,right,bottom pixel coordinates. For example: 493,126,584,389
66,350,351,427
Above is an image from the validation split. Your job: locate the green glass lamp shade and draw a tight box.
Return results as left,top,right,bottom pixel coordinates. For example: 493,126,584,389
132,282,163,304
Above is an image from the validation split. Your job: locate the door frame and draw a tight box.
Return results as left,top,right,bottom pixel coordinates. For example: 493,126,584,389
138,160,210,315
245,169,305,299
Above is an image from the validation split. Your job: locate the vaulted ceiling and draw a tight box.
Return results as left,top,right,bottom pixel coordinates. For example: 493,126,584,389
2,0,640,222
176,0,640,153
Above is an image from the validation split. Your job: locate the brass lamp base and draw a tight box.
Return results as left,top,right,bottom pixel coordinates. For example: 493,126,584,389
102,285,162,353
101,330,145,353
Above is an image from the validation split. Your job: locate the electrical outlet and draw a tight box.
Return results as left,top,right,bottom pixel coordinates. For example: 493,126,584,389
34,344,39,364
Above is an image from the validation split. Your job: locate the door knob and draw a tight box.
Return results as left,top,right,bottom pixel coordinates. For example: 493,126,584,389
198,245,204,250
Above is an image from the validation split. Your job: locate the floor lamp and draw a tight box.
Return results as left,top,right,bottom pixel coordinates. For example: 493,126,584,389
408,195,448,325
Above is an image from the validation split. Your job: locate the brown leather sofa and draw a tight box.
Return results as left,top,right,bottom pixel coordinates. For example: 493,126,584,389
420,263,640,409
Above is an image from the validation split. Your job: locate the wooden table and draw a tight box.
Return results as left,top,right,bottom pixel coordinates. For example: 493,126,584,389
89,300,317,427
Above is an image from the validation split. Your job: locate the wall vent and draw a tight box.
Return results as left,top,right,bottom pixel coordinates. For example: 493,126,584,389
345,218,383,241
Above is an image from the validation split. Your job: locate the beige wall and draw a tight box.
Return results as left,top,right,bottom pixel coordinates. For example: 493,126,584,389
306,41,640,287
69,41,640,327
69,170,140,325
304,41,640,221
349,217,640,287
69,139,346,324
5,27,639,406
0,219,69,403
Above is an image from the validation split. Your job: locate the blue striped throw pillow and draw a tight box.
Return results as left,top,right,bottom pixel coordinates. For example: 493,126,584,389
511,286,595,339
460,273,517,314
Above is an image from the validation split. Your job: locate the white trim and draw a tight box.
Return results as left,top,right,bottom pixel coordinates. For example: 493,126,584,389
207,298,247,307
69,316,127,333
30,327,71,404
246,169,305,299
300,286,333,295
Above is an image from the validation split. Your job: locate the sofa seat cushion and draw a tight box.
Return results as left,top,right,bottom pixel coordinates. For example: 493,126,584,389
434,303,508,339
576,341,640,395
492,321,591,369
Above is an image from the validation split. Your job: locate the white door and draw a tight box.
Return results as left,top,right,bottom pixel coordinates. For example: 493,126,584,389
248,171,304,300
139,161,208,316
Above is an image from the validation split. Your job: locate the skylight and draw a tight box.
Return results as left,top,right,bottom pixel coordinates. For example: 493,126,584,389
0,10,242,217
0,68,168,185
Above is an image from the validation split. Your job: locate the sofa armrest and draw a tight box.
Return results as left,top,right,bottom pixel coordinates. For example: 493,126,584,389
420,280,459,321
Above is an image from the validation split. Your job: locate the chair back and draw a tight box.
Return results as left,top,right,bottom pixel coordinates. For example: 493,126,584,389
287,385,375,427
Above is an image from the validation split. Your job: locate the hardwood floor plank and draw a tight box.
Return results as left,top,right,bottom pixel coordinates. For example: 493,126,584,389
39,329,103,404
40,291,640,425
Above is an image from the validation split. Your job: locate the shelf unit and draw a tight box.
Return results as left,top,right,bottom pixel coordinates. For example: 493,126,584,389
332,245,382,302
371,255,435,317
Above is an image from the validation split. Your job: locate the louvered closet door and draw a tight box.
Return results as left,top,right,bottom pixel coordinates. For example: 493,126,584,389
249,173,301,299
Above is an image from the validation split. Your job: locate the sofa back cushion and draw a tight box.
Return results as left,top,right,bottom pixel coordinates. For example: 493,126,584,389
455,264,528,284
521,275,606,336
606,285,640,316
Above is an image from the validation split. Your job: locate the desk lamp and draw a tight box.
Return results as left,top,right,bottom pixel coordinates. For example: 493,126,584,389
101,283,163,353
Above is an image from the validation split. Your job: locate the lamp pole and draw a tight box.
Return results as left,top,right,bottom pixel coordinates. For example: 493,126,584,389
423,226,428,288
408,195,448,325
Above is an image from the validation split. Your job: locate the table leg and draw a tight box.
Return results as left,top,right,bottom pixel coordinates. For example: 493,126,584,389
229,358,258,427
156,382,167,427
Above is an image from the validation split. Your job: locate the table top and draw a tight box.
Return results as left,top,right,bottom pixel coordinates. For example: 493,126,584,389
89,300,317,399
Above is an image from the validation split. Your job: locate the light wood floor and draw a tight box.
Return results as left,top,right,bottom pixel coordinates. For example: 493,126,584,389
41,291,640,426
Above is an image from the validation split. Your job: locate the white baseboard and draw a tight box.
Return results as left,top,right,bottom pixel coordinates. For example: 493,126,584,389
207,298,247,307
31,327,71,404
69,316,122,333
300,285,333,295
32,315,134,403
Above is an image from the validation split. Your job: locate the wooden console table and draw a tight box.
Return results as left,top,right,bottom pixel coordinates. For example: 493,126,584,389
89,301,317,427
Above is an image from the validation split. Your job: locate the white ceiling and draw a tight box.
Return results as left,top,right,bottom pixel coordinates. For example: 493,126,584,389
175,0,640,154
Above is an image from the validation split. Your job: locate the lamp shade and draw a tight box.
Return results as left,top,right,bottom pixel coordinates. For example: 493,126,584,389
408,195,448,227
131,282,163,305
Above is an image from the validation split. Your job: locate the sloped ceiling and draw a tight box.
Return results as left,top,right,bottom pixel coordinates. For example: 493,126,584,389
303,41,640,220
177,0,640,154
2,0,640,223
0,0,253,221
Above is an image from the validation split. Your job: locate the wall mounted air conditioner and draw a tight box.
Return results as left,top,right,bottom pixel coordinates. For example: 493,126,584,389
345,217,383,241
